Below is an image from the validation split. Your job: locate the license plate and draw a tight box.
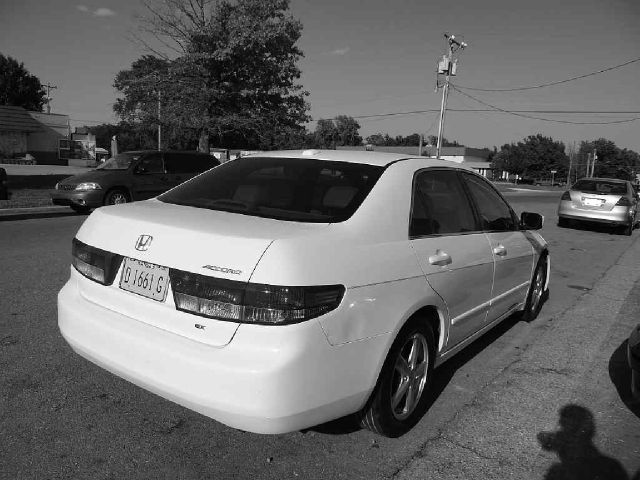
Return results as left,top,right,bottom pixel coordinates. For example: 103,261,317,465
119,258,169,302
582,197,603,207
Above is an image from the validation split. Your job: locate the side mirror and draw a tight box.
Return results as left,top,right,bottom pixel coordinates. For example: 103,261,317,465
521,211,544,230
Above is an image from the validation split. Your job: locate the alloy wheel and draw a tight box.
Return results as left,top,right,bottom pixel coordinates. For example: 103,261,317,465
530,263,545,313
391,333,429,420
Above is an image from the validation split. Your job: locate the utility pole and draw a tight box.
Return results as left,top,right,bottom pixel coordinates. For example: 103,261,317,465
567,142,575,186
435,33,466,159
157,89,162,151
591,149,597,177
43,83,57,114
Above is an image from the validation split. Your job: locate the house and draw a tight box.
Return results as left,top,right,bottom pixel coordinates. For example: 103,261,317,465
0,106,70,165
0,105,44,161
337,145,495,178
27,111,71,165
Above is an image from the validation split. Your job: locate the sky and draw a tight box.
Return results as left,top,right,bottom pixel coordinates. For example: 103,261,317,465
1,0,639,152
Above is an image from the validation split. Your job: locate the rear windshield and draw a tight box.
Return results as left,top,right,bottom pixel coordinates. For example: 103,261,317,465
158,156,384,223
572,179,627,195
96,153,141,170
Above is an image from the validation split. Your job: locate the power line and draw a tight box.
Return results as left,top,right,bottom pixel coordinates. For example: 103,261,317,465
450,85,640,125
306,108,640,124
452,57,640,92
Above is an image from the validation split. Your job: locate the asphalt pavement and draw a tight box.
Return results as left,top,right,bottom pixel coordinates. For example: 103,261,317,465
1,189,638,479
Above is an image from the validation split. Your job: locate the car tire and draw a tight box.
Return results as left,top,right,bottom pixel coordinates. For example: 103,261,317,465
70,205,91,214
522,255,547,322
557,217,569,228
360,319,435,437
622,222,634,236
104,189,130,206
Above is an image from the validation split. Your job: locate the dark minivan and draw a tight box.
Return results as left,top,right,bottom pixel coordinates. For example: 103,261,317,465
51,150,220,213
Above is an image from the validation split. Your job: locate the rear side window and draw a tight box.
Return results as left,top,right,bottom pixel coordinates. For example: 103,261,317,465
572,179,627,195
410,169,476,237
158,157,384,223
138,152,164,174
165,153,219,174
462,173,517,232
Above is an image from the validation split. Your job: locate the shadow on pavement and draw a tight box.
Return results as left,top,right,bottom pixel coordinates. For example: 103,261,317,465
538,404,632,480
558,220,632,236
608,340,640,419
0,210,86,221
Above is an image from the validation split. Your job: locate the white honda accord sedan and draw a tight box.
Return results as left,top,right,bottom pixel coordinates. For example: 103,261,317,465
58,149,549,437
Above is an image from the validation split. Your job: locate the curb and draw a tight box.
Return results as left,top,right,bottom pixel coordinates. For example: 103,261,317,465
0,206,83,221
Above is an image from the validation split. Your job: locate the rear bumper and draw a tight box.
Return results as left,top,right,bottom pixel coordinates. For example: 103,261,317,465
557,201,633,225
58,275,387,433
51,189,104,208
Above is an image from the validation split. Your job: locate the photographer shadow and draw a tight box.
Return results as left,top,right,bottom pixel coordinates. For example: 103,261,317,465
538,404,631,480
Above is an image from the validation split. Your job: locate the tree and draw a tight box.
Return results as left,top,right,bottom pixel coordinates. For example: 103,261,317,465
492,134,568,179
0,54,46,111
577,138,639,181
425,135,461,147
118,0,310,151
314,119,337,148
334,115,362,146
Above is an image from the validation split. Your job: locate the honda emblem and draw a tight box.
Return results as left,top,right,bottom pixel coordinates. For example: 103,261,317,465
135,235,153,251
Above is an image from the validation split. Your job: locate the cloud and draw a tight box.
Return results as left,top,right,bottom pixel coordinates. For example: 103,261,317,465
93,7,116,17
76,5,116,17
329,47,350,56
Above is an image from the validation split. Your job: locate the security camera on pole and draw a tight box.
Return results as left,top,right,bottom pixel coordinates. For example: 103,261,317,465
435,33,466,159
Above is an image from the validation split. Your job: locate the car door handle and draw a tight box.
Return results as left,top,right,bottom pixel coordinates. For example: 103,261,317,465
493,244,507,256
428,250,452,266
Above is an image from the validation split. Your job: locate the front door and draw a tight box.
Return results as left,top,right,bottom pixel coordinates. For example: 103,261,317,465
461,172,534,322
409,169,495,349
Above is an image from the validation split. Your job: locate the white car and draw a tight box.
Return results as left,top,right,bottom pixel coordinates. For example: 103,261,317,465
58,150,549,437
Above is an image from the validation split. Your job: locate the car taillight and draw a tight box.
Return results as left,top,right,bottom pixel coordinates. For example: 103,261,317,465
72,238,123,285
170,269,345,325
615,196,632,207
560,191,571,201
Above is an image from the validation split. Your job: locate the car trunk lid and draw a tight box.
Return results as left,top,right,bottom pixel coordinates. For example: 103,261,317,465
570,190,621,211
74,199,329,346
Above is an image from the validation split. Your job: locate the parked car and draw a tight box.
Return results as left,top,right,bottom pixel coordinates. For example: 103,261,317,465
51,150,220,213
629,324,640,400
557,177,639,235
58,149,549,437
535,179,564,187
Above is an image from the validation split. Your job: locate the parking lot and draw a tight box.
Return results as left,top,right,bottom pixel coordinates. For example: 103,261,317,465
1,190,639,480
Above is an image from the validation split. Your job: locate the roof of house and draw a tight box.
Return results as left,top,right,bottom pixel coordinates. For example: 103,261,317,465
0,105,43,133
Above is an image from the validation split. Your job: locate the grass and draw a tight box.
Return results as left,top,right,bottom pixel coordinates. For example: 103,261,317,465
0,189,54,209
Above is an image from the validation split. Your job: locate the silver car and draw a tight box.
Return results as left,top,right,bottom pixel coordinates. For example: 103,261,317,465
557,177,638,235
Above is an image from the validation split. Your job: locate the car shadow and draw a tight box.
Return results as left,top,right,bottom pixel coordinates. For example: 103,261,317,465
309,305,534,436
608,340,640,419
538,404,632,480
0,209,86,222
560,220,630,236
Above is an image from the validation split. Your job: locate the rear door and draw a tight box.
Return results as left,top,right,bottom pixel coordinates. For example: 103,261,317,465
409,169,494,348
461,172,534,323
131,152,171,200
